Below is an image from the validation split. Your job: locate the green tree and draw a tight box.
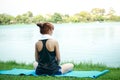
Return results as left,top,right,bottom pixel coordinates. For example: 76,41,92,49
15,15,29,23
33,15,45,23
91,8,105,16
108,15,120,21
91,8,106,21
74,11,91,22
107,8,116,21
27,11,33,17
22,11,33,23
108,8,115,16
51,13,62,23
22,11,33,17
15,15,22,23
0,14,14,24
62,14,70,23
15,11,33,23
69,16,79,23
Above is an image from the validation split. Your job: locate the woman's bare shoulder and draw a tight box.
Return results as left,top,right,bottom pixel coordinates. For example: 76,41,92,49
35,40,42,45
48,39,58,43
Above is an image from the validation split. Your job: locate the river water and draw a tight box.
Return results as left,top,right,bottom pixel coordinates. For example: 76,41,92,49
0,22,120,67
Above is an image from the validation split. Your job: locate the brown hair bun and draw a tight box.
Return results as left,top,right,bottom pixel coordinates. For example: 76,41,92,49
36,22,54,34
36,23,43,28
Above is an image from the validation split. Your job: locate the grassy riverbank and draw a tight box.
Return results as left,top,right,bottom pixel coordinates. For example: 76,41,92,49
0,61,120,80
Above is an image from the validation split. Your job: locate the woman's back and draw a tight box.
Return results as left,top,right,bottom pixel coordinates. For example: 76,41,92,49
36,39,60,75
36,39,56,52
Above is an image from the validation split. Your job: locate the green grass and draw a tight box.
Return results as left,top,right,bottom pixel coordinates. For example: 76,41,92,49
0,60,120,80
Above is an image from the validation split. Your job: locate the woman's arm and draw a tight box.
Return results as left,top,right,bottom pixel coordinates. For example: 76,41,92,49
35,43,39,62
55,40,61,65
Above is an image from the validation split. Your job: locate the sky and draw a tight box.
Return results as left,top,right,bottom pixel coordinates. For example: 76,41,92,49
0,0,120,16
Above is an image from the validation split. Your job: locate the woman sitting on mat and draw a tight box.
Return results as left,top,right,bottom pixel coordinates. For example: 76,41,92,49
33,22,74,75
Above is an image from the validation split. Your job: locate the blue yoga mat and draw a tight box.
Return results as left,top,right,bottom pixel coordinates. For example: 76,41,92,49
0,68,109,78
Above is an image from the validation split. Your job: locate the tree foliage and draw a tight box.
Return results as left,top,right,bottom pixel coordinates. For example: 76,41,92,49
0,14,14,24
51,13,62,23
0,8,120,25
33,15,45,23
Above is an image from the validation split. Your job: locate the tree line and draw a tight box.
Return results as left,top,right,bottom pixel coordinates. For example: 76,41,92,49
0,8,120,25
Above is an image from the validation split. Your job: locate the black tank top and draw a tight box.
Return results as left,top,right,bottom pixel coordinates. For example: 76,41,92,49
36,39,59,75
